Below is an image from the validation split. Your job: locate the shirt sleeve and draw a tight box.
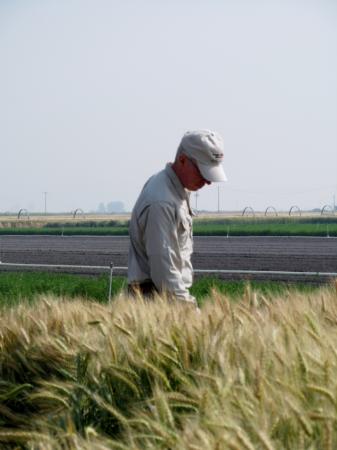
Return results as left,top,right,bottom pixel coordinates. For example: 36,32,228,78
142,201,196,305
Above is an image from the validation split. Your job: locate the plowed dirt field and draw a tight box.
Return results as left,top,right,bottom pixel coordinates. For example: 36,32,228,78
1,236,336,282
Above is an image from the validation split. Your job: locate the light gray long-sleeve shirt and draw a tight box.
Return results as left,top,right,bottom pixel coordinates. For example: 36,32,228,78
128,163,196,304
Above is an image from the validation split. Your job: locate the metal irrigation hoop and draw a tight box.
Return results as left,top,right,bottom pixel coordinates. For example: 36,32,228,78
264,206,278,217
289,205,301,217
321,205,335,216
72,208,85,219
242,206,255,217
17,209,30,220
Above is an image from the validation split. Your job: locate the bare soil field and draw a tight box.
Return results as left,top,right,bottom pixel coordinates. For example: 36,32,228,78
0,235,336,282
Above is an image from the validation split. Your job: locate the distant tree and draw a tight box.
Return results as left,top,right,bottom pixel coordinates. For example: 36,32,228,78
106,201,125,213
97,202,106,213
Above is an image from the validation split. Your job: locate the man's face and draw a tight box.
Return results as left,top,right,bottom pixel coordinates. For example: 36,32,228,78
180,156,211,191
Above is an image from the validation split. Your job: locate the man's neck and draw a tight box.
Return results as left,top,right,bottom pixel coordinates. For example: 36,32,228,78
171,161,185,187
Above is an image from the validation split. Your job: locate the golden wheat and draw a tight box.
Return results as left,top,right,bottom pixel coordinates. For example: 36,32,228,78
0,283,336,448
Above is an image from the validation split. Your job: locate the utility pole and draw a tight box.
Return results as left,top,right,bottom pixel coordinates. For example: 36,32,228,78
195,191,199,211
43,192,47,215
217,185,220,213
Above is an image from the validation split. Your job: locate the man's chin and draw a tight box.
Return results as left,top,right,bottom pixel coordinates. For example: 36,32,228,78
186,181,206,191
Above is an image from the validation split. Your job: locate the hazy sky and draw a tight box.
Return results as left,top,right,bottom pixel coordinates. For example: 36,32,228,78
1,0,336,213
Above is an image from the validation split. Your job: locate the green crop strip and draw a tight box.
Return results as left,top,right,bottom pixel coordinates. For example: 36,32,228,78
0,272,321,309
0,217,336,236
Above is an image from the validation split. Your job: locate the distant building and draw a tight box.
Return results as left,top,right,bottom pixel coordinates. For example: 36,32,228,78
106,201,125,213
97,201,125,213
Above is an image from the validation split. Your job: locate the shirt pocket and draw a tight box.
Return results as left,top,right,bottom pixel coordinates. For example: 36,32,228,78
178,213,192,249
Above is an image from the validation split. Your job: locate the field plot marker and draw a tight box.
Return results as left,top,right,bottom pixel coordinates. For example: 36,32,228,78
108,262,114,303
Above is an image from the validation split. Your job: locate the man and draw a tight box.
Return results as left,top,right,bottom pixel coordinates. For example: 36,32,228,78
127,129,227,304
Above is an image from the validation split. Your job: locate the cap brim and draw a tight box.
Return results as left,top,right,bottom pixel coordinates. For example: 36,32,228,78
197,162,227,182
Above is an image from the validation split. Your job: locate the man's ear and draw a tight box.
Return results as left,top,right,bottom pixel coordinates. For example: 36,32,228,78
179,153,187,165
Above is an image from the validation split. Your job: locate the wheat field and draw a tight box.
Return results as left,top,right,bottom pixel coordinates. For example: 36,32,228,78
1,283,337,449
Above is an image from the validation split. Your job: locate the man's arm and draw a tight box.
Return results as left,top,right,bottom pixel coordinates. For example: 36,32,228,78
142,201,196,304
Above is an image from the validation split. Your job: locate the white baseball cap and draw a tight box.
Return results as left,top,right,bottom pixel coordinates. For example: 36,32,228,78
179,130,227,182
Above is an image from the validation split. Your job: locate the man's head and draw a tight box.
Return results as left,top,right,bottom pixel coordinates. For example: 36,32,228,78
172,130,227,191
